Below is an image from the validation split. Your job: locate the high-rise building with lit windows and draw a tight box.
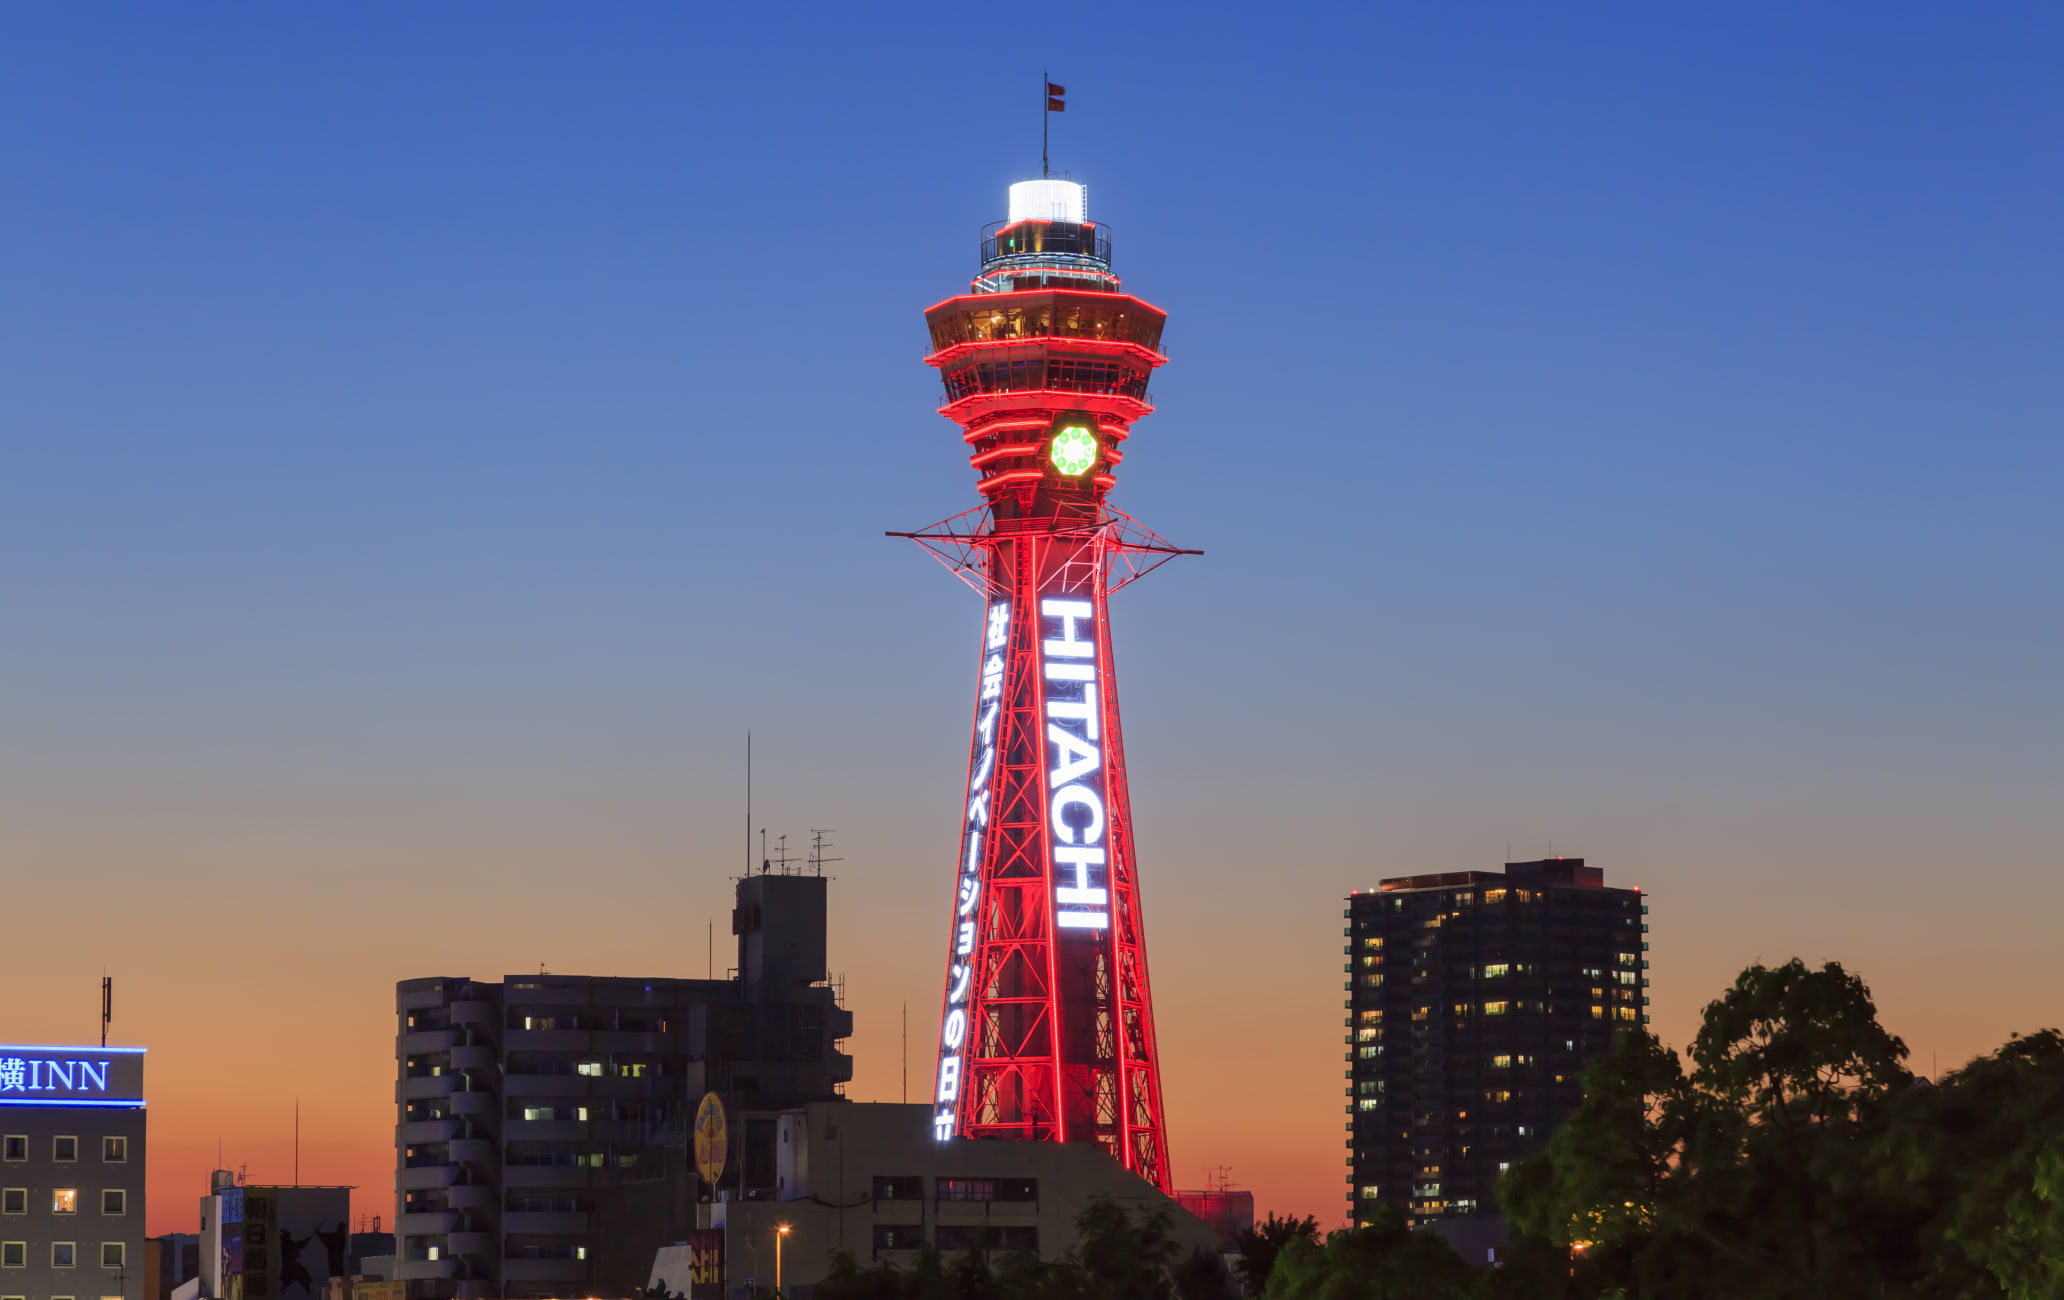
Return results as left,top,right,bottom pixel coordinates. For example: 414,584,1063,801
1344,859,1649,1229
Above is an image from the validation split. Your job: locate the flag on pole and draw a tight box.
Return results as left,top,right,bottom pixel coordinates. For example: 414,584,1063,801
1047,82,1066,112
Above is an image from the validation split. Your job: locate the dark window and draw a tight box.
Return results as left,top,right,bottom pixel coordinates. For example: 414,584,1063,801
935,1226,1039,1254
871,1176,923,1201
936,1178,1036,1203
871,1225,924,1252
0,1137,19,1162
53,1137,77,1163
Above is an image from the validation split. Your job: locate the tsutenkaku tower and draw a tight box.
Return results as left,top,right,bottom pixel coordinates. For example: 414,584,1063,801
894,178,1192,1193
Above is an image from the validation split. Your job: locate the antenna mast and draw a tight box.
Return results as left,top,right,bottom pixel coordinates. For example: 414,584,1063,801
100,976,111,1048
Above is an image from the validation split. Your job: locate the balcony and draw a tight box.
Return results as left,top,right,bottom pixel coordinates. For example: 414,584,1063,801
395,1258,461,1281
449,1000,497,1026
502,1211,590,1235
400,1165,459,1191
402,1075,459,1101
501,1165,588,1190
504,1119,585,1142
980,219,1112,268
398,1119,458,1144
447,1184,498,1211
396,1211,458,1236
403,1028,460,1055
501,1258,587,1284
447,1233,498,1259
450,1046,497,1072
449,1138,498,1166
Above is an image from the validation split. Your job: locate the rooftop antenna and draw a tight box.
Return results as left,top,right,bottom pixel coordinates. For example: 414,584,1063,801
772,833,798,875
744,732,752,877
807,829,842,878
100,975,111,1048
293,1099,299,1187
760,828,769,875
902,1002,908,1104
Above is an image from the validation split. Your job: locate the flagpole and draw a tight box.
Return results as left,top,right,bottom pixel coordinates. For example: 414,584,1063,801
1042,68,1048,177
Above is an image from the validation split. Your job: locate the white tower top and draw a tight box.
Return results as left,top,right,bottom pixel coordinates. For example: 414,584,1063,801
1008,179,1087,224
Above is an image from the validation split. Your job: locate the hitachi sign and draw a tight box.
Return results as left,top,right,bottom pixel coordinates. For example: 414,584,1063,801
0,1046,146,1106
1040,598,1109,932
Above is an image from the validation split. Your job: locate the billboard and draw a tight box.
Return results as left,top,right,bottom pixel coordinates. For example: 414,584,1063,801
225,1187,350,1300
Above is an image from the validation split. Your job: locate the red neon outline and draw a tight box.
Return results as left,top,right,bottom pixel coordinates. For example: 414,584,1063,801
922,288,1169,317
928,340,1166,371
941,390,1154,423
1032,539,1068,1144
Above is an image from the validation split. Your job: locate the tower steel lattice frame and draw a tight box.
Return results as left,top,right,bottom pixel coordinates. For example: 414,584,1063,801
893,193,1194,1193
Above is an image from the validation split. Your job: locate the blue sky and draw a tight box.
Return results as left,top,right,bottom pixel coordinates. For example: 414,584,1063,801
3,4,2059,1223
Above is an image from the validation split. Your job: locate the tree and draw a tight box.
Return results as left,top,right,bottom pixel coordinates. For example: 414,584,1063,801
1501,959,1922,1298
1235,1213,1320,1296
1262,1207,1473,1300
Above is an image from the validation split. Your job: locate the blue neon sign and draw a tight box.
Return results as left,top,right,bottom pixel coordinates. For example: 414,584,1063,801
0,1046,145,1106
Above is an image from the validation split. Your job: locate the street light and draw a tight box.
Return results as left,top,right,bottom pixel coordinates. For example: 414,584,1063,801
776,1224,791,1297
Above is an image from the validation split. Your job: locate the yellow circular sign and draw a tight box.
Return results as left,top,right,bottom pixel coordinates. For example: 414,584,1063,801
694,1092,727,1185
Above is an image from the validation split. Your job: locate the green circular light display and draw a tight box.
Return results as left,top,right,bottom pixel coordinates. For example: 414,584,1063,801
1050,426,1098,476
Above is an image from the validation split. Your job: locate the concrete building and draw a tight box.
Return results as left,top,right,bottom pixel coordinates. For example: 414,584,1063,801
642,1102,1222,1300
0,1044,147,1300
1345,858,1650,1228
144,1233,200,1300
194,1179,352,1300
394,872,853,1300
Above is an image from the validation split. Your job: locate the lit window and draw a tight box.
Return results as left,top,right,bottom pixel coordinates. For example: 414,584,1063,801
99,1244,123,1270
1363,937,1384,950
1358,1186,1380,1199
53,1138,78,1163
1485,1090,1512,1104
1359,1010,1382,1024
576,1108,589,1122
1616,971,1638,985
0,1191,21,1215
1482,1002,1509,1016
100,1139,126,1164
1490,1055,1512,1069
1364,974,1384,988
575,1247,587,1261
53,1242,76,1268
1358,1046,1382,1059
426,1247,439,1262
53,1190,77,1215
1356,1028,1379,1042
1591,1006,1605,1020
1616,1007,1639,1021
100,1191,124,1217
1482,964,1509,978
1451,1003,1470,1017
1357,1099,1381,1112
576,1062,603,1077
1483,889,1506,903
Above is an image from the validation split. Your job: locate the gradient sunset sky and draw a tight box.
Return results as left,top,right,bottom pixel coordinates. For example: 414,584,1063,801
4,6,2059,1237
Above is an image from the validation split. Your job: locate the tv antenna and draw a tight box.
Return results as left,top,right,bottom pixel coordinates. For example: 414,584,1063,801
807,829,842,877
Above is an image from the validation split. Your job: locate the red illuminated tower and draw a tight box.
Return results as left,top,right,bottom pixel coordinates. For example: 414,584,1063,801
895,179,1192,1193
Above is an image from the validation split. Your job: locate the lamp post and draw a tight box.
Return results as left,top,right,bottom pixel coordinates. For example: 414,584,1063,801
775,1224,791,1297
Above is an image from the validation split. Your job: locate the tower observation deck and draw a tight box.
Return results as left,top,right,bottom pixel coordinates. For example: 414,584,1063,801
895,179,1190,1193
